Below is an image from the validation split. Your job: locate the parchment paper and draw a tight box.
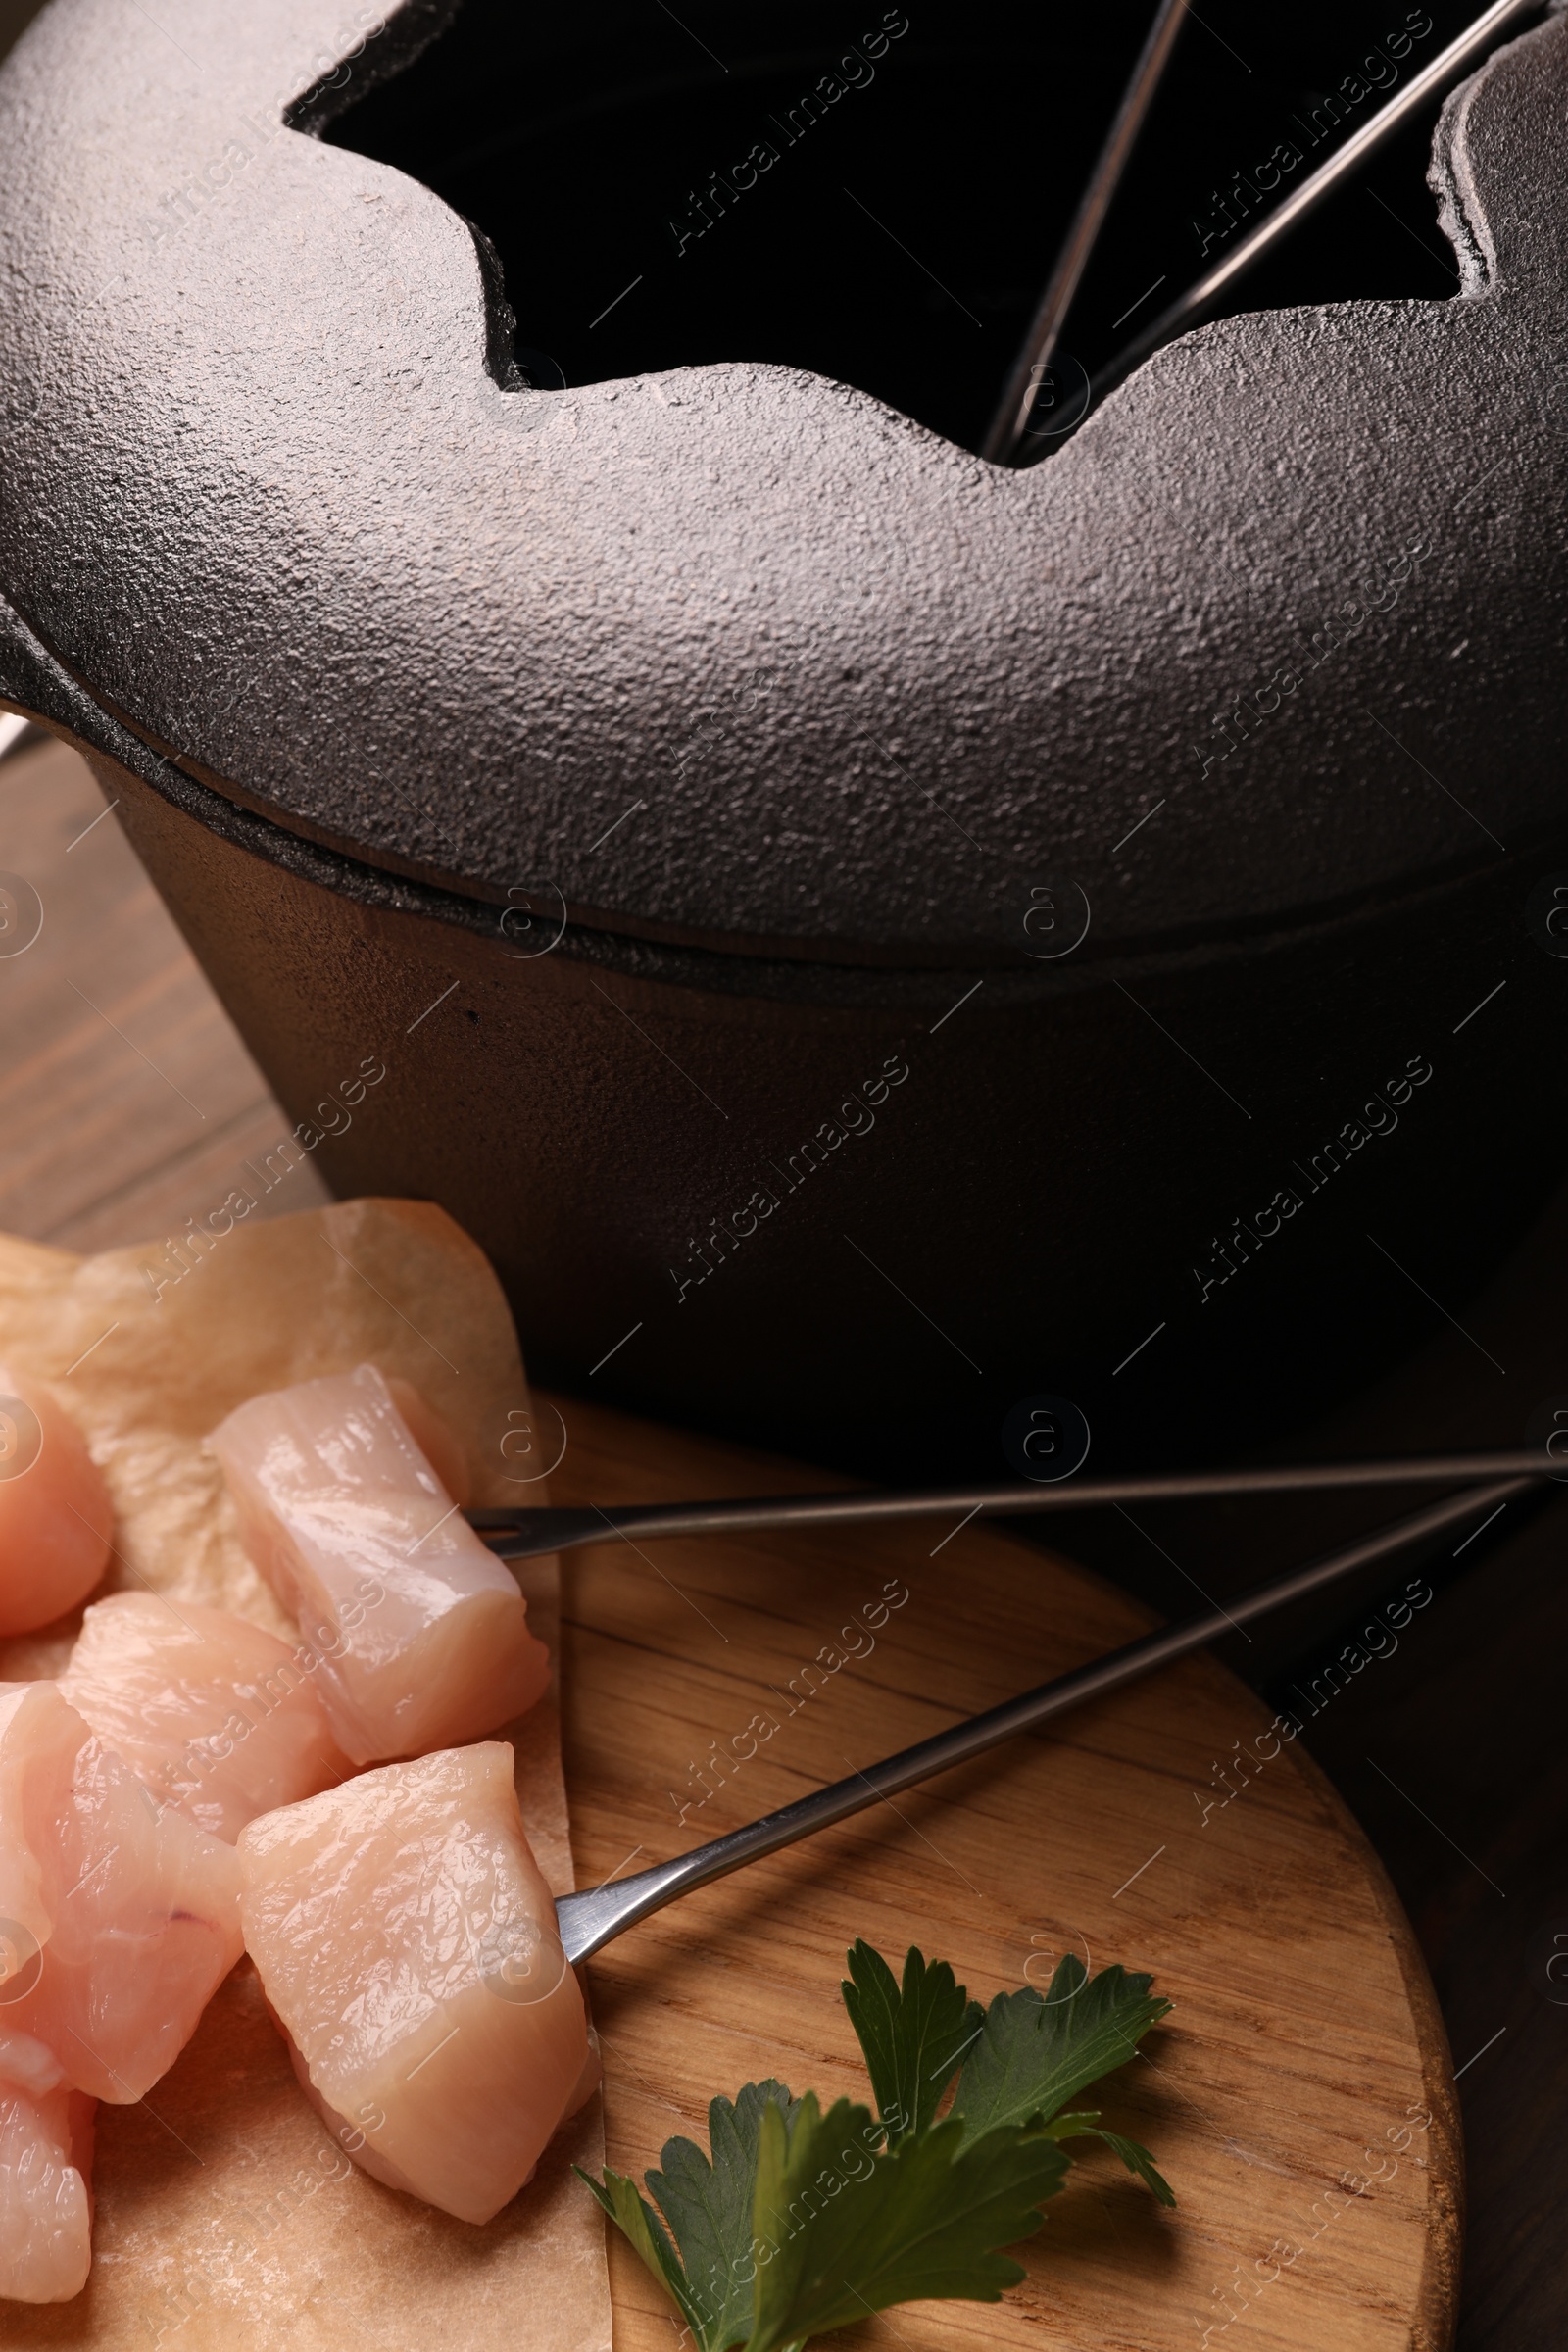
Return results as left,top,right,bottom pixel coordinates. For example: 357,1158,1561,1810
0,1199,612,2352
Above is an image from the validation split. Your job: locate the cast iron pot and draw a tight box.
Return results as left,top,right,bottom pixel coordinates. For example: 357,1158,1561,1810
1,0,1565,1477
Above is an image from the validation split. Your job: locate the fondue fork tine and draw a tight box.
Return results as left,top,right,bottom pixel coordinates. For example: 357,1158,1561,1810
471,1449,1553,1562
553,1474,1540,1963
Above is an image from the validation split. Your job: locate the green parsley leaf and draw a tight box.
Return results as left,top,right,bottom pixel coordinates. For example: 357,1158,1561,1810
578,2080,797,2352
745,2092,1070,2352
581,1942,1175,2350
841,1940,984,2144
949,1952,1171,2146
577,2165,709,2343
1039,2110,1176,2206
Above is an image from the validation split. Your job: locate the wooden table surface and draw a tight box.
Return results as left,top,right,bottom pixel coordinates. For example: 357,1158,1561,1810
0,729,1560,2347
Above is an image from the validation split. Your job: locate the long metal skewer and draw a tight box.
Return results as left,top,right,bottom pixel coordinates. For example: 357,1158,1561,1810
981,0,1191,466
554,1474,1536,1960
1085,0,1542,414
473,1448,1552,1562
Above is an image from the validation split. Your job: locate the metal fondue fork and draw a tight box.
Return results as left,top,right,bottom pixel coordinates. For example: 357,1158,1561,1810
552,1472,1542,1961
981,0,1192,464
984,0,1544,461
1086,0,1544,412
472,1449,1552,1564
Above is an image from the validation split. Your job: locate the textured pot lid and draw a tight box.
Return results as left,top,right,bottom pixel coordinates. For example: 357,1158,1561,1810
0,0,1564,962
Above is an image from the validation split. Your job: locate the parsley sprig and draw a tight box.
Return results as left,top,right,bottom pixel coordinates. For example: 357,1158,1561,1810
579,1939,1172,2349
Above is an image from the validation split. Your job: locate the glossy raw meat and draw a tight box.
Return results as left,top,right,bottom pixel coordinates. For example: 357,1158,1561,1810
240,1743,592,2226
0,1372,112,1636
60,1592,349,1842
210,1366,548,1765
383,1378,470,1508
0,2032,94,2303
0,1681,241,2102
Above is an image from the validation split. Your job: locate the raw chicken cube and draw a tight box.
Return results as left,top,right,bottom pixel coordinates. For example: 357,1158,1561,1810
0,1681,241,2102
381,1377,471,1507
0,1370,112,1635
210,1365,549,1765
61,1592,350,1843
240,1743,593,2226
0,2032,94,2304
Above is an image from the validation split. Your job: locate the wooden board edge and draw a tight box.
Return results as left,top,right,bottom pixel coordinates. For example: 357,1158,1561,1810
1286,1736,1462,2351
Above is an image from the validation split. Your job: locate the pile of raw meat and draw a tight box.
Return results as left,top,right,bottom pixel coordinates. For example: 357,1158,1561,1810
0,1360,593,2302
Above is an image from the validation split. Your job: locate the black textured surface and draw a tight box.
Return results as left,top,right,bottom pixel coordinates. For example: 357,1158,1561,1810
0,0,1564,957
86,728,1568,1488
324,0,1480,454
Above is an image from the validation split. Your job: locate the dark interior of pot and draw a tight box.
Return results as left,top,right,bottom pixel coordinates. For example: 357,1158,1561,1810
329,0,1475,456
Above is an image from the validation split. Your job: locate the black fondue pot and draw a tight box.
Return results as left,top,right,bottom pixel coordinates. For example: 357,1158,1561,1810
1,0,1564,1477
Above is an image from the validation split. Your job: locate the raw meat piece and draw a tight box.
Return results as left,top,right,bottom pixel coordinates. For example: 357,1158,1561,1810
382,1378,471,1508
0,1371,112,1635
240,1743,593,2226
61,1592,349,1842
0,2031,94,2304
210,1365,548,1765
0,1680,241,2102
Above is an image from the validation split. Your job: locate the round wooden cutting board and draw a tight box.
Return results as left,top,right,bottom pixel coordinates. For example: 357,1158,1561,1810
554,1395,1459,2352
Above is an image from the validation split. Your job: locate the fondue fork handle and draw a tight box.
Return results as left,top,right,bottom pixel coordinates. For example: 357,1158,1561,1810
554,1475,1537,1961
981,0,1192,464
1088,0,1544,410
473,1449,1553,1563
